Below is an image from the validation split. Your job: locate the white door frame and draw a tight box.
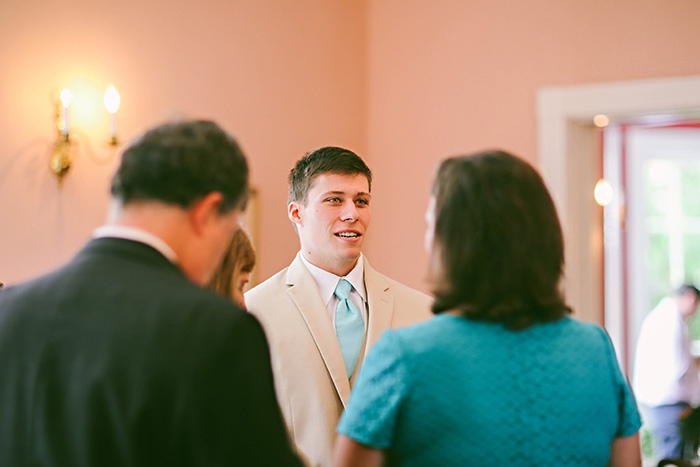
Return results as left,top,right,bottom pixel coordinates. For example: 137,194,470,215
626,127,700,367
536,75,700,368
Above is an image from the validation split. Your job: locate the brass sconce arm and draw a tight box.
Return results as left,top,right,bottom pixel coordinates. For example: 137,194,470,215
50,133,72,185
49,86,121,186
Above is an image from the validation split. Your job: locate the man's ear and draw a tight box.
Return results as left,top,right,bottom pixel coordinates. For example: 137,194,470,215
190,192,224,236
288,201,303,226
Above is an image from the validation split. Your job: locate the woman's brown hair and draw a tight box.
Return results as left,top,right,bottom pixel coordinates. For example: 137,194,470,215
429,150,571,329
209,229,256,301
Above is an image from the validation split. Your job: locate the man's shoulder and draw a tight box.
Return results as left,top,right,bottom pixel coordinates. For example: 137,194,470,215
247,267,290,294
0,257,259,352
245,265,296,313
364,264,433,326
641,297,680,328
365,264,432,303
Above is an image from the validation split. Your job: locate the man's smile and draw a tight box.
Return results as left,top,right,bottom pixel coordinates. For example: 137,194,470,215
335,230,361,239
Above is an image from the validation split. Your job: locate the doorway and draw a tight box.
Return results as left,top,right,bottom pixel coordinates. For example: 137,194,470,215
537,75,700,370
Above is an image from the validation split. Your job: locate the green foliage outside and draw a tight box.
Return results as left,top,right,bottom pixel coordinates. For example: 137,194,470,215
641,160,700,463
644,161,700,339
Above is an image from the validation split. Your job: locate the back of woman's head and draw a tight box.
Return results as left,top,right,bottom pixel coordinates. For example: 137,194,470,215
430,150,570,329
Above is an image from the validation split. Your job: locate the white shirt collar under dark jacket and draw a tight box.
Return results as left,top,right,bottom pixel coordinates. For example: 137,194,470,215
93,225,179,264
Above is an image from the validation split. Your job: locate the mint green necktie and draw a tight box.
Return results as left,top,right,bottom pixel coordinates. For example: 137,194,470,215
334,279,365,378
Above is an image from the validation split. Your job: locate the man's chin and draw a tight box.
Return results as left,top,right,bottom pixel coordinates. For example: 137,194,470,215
338,251,362,267
337,244,361,256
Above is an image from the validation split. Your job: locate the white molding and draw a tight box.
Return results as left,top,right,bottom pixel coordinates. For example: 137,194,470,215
537,75,700,368
538,75,700,219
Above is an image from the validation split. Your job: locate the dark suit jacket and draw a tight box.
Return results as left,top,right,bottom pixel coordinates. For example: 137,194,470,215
0,238,301,466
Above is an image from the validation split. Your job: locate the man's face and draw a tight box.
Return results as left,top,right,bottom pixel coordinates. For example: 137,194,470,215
679,291,700,318
689,295,700,318
289,173,371,277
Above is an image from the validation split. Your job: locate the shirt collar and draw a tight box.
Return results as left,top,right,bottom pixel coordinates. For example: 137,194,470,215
92,225,179,264
300,252,366,306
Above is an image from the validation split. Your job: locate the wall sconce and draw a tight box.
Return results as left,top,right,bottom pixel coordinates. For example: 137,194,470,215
49,89,73,183
50,85,121,185
594,178,614,206
104,85,121,146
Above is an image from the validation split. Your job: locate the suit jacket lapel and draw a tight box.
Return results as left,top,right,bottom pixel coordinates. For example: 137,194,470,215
285,255,352,405
363,258,394,354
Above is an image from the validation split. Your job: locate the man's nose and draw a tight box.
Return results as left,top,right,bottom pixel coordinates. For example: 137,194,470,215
340,201,358,221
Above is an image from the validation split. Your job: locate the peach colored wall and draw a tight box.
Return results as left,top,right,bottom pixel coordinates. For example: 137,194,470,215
364,0,700,293
3,0,700,296
0,0,366,286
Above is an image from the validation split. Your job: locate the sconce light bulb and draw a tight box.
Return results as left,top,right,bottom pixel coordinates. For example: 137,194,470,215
104,86,121,114
594,179,614,206
60,88,73,107
593,114,610,128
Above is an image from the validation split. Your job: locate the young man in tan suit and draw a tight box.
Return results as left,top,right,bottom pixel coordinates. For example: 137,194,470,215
245,147,432,466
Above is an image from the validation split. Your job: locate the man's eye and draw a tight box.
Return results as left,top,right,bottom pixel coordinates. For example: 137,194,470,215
356,199,369,206
326,197,341,203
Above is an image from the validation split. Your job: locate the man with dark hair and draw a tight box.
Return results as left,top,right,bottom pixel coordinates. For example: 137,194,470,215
245,146,432,466
634,283,700,461
0,120,301,466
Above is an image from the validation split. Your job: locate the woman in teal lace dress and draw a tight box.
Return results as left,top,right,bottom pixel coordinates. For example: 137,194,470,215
333,150,642,466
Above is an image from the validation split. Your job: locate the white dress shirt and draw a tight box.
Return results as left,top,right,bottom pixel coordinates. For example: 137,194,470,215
633,297,700,406
300,252,368,328
93,225,179,265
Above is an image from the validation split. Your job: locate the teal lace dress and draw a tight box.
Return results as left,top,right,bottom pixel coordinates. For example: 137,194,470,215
337,314,641,466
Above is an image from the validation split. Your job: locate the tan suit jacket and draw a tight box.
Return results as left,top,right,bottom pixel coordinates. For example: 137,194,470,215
245,253,432,466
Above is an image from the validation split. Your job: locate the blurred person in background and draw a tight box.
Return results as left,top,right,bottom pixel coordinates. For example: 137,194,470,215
634,284,700,461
